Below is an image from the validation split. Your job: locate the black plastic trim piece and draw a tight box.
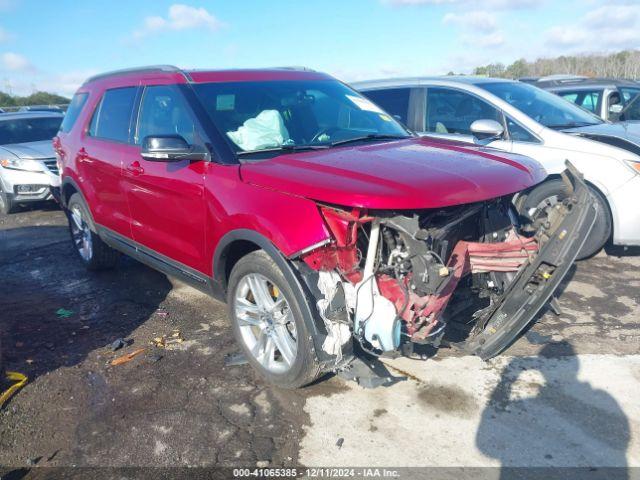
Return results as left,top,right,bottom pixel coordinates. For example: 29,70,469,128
464,162,598,359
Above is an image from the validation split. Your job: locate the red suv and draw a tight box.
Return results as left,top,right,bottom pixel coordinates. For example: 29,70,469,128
54,66,596,388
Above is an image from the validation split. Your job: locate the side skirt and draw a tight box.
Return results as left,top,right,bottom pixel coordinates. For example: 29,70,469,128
97,226,226,302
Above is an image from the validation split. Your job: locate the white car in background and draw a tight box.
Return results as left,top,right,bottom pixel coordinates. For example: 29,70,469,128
354,77,640,259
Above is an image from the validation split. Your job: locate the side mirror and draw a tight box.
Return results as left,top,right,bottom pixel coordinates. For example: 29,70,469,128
609,104,623,114
470,119,505,145
141,135,209,162
609,104,623,120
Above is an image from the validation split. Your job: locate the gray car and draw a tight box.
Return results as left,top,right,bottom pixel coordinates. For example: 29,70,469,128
0,111,63,214
535,76,640,122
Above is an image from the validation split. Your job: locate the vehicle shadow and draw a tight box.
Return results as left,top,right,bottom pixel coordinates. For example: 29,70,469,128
476,342,630,480
0,224,172,391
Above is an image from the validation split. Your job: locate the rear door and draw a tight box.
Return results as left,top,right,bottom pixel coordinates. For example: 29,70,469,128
79,86,138,237
122,84,208,273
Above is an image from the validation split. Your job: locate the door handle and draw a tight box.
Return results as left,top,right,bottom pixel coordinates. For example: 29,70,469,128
126,161,145,175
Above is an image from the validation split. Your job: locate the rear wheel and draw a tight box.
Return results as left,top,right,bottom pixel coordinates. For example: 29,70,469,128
227,250,321,388
519,179,611,260
67,193,120,270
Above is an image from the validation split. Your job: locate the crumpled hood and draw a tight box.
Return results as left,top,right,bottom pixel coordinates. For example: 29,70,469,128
0,140,55,159
240,137,547,210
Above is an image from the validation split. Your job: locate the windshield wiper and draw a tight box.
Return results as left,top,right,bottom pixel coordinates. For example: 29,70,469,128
236,144,330,156
547,122,601,130
329,134,411,147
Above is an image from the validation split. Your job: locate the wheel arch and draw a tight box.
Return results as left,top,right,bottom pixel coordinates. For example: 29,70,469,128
213,229,330,362
61,177,97,230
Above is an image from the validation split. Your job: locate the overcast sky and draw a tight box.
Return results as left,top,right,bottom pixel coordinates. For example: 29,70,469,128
0,0,639,96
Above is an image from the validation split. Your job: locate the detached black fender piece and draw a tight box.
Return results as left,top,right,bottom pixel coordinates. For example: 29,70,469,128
465,162,598,359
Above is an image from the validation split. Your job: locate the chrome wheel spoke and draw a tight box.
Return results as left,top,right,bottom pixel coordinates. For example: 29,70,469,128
71,209,83,230
261,336,276,367
235,273,298,374
272,325,296,366
247,275,274,309
235,297,262,326
251,330,267,358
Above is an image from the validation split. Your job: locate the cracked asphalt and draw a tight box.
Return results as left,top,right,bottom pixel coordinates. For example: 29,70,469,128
0,204,638,475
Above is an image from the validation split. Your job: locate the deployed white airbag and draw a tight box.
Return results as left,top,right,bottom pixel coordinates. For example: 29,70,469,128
226,110,290,151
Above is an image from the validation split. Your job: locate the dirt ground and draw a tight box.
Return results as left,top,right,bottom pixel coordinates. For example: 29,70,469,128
0,203,639,476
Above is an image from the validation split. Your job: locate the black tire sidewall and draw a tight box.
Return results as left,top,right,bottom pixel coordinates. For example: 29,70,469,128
227,250,319,388
67,193,98,267
520,179,611,260
0,187,15,215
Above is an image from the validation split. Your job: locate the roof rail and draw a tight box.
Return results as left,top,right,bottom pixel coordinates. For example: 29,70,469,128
272,66,316,72
537,74,587,83
83,65,190,85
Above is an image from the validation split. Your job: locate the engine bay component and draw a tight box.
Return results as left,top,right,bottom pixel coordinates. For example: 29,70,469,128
298,163,596,363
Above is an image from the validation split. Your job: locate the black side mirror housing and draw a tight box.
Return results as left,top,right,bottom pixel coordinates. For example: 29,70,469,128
141,135,209,162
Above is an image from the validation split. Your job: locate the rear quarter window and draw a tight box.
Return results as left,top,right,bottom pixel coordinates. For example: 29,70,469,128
88,87,137,143
59,93,88,133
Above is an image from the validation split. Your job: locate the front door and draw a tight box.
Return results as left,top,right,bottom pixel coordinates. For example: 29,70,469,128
421,87,512,151
123,84,208,273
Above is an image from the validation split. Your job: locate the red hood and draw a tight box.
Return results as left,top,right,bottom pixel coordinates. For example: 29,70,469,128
240,137,546,210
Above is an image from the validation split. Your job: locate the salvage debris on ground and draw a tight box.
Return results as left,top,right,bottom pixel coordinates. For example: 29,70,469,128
0,371,28,409
55,308,74,319
150,329,185,349
110,348,146,366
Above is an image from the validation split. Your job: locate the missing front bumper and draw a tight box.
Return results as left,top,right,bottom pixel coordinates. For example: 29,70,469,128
464,162,598,359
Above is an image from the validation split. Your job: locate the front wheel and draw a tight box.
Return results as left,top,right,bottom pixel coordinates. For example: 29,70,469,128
518,179,611,260
227,250,322,388
0,187,18,214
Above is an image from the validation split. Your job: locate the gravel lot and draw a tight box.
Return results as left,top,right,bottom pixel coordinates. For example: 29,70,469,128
0,203,638,477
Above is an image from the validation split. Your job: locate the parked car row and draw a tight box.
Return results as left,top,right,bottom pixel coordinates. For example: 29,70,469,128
0,111,63,214
355,76,640,259
522,75,640,122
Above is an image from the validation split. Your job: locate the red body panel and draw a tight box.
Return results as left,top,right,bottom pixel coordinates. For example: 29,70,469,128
241,137,546,210
57,68,547,281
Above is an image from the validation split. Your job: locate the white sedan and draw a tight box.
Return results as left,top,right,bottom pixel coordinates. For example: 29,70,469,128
354,77,640,259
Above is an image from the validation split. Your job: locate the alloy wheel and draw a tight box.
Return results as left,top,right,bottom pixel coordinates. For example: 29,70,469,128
234,273,297,374
70,206,93,261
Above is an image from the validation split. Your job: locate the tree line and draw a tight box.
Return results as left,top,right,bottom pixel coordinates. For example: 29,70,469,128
472,50,640,80
0,91,70,108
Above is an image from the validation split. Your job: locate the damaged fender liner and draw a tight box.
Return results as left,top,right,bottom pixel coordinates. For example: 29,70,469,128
465,164,597,359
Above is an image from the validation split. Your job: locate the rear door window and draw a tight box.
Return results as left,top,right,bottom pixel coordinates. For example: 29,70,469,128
59,93,88,133
558,90,602,113
425,87,502,135
362,88,410,124
88,87,137,143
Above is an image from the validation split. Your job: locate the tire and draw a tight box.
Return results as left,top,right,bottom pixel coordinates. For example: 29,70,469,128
0,186,18,214
67,193,120,271
227,250,322,388
519,179,611,260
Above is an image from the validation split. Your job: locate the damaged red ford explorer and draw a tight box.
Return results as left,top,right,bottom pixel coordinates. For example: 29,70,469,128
54,66,596,388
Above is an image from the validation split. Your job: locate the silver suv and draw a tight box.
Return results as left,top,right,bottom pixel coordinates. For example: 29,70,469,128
0,111,63,214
